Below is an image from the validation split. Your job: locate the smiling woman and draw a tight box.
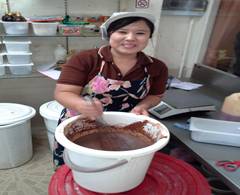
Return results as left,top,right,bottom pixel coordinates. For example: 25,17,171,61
53,12,168,169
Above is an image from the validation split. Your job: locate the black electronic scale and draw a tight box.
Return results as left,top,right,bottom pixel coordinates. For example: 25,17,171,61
149,89,216,119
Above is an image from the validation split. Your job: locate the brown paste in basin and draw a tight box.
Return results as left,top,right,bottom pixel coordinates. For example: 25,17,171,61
65,119,156,151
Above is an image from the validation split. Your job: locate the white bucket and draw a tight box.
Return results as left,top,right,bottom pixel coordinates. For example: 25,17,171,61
55,112,170,193
0,103,36,169
39,101,63,151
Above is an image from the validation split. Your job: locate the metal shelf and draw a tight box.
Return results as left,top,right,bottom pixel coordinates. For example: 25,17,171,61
0,0,101,79
0,32,100,38
0,31,100,79
0,69,46,79
161,10,205,17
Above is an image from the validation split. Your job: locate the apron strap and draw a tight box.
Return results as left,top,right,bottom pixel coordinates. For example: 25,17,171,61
99,60,105,74
97,45,107,75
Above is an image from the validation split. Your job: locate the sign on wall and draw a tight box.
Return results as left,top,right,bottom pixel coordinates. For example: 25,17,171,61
135,0,150,8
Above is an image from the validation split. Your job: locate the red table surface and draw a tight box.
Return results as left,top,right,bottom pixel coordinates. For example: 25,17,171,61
49,152,211,195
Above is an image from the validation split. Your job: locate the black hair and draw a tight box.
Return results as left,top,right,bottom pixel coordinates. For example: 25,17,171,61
107,17,154,38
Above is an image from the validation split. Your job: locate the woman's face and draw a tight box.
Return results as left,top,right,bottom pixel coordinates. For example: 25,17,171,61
109,20,151,56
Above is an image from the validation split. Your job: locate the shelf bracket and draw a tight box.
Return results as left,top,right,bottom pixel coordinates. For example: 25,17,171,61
64,0,68,16
64,0,69,54
6,0,11,13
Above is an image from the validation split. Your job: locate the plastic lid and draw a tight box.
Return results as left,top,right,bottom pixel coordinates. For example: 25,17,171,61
48,152,211,195
4,52,32,56
3,41,31,44
0,20,29,24
0,103,36,125
39,100,64,120
7,63,34,67
3,37,31,44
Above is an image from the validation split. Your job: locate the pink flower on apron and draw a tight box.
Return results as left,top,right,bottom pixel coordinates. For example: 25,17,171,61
90,75,109,94
108,79,131,91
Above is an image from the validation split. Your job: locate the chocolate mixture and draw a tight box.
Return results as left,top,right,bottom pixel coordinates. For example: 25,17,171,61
65,119,156,151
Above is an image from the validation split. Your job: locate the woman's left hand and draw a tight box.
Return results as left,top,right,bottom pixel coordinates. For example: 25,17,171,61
130,95,163,116
131,106,149,116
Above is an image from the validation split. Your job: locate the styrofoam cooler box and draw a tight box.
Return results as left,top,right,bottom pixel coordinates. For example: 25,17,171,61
5,52,32,64
31,22,59,35
3,38,31,53
8,63,34,75
1,21,29,35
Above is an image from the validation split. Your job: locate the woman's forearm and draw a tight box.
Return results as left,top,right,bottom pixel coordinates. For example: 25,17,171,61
54,91,85,112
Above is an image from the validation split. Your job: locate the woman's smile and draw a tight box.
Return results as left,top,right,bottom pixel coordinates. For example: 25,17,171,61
121,42,137,49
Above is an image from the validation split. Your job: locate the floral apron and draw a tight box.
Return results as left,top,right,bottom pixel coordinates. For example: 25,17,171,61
53,55,151,168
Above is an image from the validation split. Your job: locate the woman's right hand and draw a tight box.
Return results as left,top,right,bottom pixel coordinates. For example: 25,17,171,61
54,84,104,120
81,97,104,120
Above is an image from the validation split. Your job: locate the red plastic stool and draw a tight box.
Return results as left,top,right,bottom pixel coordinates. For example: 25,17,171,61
49,152,211,195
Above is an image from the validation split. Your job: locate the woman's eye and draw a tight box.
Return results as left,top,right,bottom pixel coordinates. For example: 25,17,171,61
136,32,145,35
117,30,127,34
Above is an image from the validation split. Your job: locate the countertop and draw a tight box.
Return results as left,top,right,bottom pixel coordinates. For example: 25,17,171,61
152,85,240,194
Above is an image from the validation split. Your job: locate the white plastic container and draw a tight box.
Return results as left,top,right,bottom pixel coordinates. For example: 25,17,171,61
3,38,31,53
189,117,240,147
8,63,34,75
5,52,32,64
32,22,58,35
0,65,5,76
0,53,5,75
1,21,29,35
0,53,3,64
39,101,64,151
54,44,67,62
55,112,170,193
0,103,36,169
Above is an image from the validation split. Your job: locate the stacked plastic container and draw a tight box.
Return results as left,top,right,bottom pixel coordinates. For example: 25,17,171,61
3,38,33,75
0,19,33,75
0,40,4,75
1,18,59,36
31,22,59,36
0,53,4,75
1,20,29,35
29,16,61,36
